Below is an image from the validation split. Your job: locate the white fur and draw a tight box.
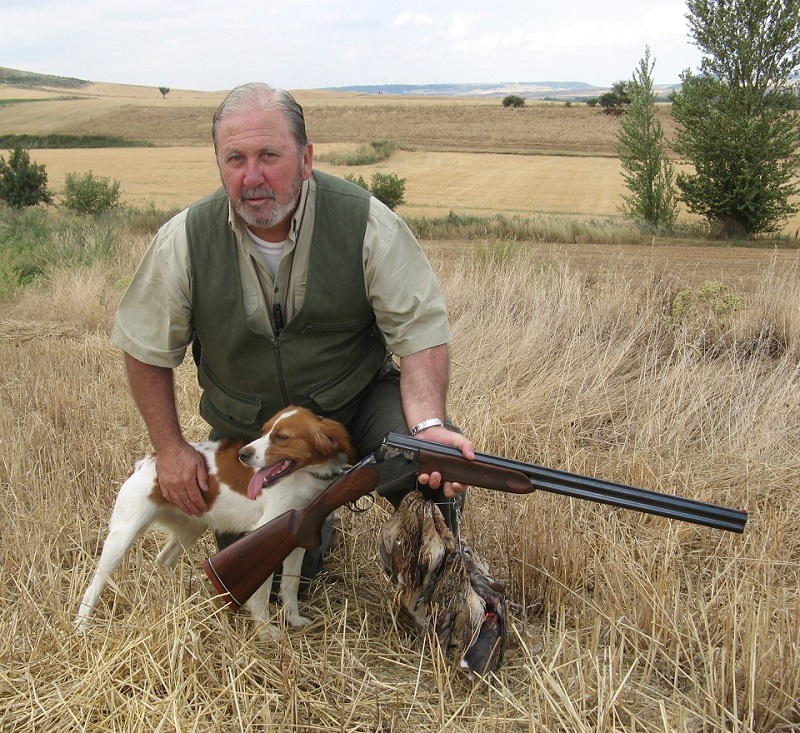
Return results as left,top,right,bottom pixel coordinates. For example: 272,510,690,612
75,418,346,639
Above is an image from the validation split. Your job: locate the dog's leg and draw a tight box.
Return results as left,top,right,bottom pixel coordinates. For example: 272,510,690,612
155,520,205,569
243,574,281,641
279,547,311,628
244,548,311,640
74,471,159,631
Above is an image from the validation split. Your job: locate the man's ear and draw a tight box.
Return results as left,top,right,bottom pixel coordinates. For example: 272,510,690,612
302,143,314,180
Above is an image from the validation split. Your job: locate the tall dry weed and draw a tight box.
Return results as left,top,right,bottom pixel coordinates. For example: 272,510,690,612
1,242,798,731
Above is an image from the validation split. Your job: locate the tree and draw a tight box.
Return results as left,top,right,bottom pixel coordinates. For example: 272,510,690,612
0,147,52,209
599,81,630,114
671,0,800,237
502,94,526,108
159,86,170,99
615,47,679,231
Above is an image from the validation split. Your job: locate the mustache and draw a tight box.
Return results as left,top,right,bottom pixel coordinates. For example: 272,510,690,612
240,186,277,202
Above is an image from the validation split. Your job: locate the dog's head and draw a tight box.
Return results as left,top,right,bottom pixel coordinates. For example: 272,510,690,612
239,406,358,499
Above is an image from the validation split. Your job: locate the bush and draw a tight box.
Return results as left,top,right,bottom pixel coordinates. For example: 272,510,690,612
367,172,406,210
0,147,52,209
61,171,121,215
345,171,406,211
316,139,398,166
0,206,51,296
502,95,526,108
669,280,745,323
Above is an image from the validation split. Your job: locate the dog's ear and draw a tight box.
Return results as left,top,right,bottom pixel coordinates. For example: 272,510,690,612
315,417,358,464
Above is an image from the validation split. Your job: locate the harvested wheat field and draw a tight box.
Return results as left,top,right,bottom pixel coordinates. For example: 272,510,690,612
2,240,799,731
2,82,800,731
25,146,627,219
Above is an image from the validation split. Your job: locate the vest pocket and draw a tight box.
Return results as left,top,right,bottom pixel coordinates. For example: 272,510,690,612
301,318,368,333
198,361,263,426
306,336,391,412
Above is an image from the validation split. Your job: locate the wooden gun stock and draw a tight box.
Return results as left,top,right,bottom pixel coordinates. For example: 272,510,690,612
203,459,381,610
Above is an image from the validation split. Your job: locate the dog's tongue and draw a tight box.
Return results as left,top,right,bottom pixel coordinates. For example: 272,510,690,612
247,464,284,499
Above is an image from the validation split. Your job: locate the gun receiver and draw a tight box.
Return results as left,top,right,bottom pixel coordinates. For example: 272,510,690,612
203,433,747,610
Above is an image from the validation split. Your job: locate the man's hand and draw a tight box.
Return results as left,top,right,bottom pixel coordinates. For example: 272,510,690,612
154,441,210,516
414,424,475,497
123,353,210,516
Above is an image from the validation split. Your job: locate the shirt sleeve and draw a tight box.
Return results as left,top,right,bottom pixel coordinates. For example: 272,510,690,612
111,210,194,368
363,197,451,358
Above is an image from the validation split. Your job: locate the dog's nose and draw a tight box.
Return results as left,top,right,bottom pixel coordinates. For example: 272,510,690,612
239,447,254,464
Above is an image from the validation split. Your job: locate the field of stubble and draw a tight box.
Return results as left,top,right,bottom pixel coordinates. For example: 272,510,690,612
1,81,799,732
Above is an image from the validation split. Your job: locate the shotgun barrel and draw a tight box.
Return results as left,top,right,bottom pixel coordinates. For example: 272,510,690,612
383,433,748,534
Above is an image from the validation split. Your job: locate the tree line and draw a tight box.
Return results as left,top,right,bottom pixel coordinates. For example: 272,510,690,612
615,0,800,238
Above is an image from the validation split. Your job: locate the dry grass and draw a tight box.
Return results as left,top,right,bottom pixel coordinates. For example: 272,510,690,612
2,81,800,730
1,242,799,731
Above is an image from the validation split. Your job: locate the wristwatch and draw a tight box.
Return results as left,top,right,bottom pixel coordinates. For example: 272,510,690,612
410,418,444,436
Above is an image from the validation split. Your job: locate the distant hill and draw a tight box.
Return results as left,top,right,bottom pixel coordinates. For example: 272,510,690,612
0,67,679,100
0,66,90,89
323,81,604,100
324,81,681,101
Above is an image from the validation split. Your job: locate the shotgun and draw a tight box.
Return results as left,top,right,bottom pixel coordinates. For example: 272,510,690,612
203,432,748,610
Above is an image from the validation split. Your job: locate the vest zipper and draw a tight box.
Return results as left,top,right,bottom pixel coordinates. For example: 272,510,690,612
272,339,291,405
273,303,285,336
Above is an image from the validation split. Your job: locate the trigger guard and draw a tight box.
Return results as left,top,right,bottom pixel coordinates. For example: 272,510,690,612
347,493,376,514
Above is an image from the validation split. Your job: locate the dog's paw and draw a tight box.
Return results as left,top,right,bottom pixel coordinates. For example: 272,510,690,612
257,623,283,642
286,612,311,628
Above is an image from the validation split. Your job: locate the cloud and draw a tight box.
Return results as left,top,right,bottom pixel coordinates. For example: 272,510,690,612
1,0,701,90
393,10,435,28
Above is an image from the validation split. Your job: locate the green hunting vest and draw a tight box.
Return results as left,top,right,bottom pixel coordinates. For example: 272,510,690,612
185,171,392,439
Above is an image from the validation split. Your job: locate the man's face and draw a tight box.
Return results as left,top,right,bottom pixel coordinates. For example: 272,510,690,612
215,107,313,241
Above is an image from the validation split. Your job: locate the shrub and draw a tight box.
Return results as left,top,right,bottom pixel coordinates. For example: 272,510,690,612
316,139,398,166
502,94,526,108
345,172,406,211
669,280,745,323
0,147,52,209
367,172,406,210
61,171,121,215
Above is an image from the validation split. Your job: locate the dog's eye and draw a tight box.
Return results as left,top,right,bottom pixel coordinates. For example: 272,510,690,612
273,433,289,442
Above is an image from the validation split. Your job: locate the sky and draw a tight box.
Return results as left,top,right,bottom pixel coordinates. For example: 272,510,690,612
1,0,704,91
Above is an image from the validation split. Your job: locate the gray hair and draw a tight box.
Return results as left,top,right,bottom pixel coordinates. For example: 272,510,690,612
212,82,309,152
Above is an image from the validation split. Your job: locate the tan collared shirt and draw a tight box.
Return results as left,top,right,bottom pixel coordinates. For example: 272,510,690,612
112,174,451,368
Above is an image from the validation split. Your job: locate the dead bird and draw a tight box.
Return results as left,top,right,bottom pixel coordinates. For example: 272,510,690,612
379,489,453,625
379,490,506,677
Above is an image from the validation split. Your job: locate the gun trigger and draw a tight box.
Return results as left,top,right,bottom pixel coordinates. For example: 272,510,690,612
347,493,375,514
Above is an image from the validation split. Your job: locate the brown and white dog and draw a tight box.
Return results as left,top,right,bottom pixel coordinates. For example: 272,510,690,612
75,406,356,638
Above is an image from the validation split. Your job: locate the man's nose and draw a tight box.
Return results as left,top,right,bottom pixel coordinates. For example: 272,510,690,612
242,161,266,188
